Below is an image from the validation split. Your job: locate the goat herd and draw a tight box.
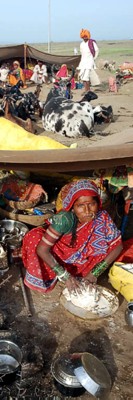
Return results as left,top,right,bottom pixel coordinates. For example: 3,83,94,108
0,77,113,138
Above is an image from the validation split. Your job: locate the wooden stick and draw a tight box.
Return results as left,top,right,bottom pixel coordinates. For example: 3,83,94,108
19,265,32,317
0,274,12,288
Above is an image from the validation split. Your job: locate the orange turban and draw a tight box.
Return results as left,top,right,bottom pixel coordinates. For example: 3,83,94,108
80,29,91,39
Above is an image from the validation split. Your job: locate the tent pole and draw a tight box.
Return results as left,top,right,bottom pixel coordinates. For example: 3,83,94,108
48,0,51,53
24,43,27,69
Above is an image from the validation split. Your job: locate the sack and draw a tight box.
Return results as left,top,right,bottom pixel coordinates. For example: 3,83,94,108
0,118,68,150
88,39,96,57
90,69,100,86
109,262,133,302
109,77,117,93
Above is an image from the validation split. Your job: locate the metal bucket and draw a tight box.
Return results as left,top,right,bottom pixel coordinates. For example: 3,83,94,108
0,340,22,384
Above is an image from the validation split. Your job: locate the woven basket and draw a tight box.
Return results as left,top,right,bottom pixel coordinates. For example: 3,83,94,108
4,195,43,210
0,207,52,227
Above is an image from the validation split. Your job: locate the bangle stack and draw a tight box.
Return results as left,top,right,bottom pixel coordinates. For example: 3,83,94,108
53,263,70,282
92,260,108,278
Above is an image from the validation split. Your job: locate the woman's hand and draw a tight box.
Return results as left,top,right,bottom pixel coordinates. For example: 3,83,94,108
83,272,97,284
65,273,97,296
65,276,81,294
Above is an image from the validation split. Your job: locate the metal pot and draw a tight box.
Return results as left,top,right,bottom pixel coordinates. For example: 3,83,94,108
0,220,29,265
0,220,28,237
51,353,85,397
51,353,82,388
74,352,111,399
125,302,133,327
54,380,85,397
0,340,22,382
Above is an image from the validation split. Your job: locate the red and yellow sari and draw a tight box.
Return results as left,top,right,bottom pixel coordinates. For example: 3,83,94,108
22,210,121,293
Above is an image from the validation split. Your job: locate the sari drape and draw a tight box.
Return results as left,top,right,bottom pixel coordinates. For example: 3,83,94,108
22,210,121,293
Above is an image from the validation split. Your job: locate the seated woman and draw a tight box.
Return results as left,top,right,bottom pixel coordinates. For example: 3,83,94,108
55,64,68,80
22,179,123,294
8,60,25,86
55,64,76,90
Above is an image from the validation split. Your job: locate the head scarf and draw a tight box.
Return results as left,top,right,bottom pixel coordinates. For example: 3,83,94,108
13,60,20,67
56,64,68,78
80,29,91,39
56,179,102,211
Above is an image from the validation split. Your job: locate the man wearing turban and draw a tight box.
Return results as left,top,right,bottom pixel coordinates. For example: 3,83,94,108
77,29,100,92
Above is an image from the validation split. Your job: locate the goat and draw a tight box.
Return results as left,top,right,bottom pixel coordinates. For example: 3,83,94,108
4,98,33,133
0,81,41,133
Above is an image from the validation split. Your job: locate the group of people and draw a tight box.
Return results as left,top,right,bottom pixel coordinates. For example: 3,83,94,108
0,29,132,299
0,60,26,87
0,59,48,87
0,28,100,92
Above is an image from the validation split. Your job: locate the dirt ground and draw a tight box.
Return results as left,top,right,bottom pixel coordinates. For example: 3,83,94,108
0,69,133,399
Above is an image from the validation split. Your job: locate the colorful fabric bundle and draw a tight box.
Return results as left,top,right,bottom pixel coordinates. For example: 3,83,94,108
110,166,128,187
0,176,47,203
108,77,117,93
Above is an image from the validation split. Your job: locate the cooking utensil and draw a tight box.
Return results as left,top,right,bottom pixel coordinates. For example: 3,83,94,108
6,237,22,264
0,219,28,238
51,353,85,397
0,340,22,376
51,353,82,388
125,302,133,327
74,352,111,398
60,285,119,320
0,220,28,265
54,380,85,397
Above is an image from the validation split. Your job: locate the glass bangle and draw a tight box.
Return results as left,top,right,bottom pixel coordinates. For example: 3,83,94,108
52,263,65,277
92,260,108,277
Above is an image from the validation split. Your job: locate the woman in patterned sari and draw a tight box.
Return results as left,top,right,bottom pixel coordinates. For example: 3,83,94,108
8,61,25,86
22,179,123,293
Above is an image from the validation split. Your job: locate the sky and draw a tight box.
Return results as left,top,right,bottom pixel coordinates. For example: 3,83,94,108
0,0,133,45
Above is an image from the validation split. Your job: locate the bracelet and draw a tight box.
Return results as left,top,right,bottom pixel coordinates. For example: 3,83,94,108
52,263,65,277
52,263,70,282
58,270,70,282
92,260,108,278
